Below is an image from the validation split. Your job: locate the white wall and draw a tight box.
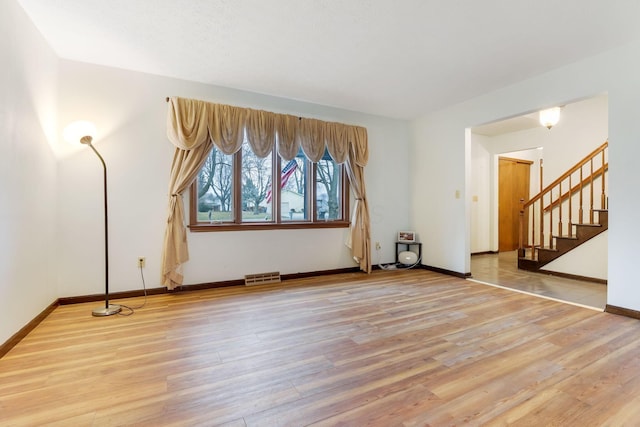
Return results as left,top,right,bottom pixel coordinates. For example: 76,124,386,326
411,40,640,311
469,134,492,253
411,115,468,274
55,61,411,297
0,0,59,344
542,231,608,280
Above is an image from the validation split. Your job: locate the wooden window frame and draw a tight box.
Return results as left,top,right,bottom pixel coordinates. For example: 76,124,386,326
189,148,350,232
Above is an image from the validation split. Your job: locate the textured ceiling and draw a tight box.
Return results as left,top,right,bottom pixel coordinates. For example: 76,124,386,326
16,0,640,120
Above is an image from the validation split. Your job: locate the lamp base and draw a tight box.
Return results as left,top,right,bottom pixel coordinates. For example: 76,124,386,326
92,304,122,317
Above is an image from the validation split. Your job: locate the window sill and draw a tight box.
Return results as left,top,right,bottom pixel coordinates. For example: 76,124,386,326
189,221,351,232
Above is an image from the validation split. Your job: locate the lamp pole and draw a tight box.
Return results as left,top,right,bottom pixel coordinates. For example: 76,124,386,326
81,136,121,317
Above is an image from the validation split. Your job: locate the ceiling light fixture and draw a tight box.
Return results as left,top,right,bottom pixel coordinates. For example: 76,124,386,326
539,107,561,130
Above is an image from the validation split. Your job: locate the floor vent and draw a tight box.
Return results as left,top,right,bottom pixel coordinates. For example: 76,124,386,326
245,271,281,286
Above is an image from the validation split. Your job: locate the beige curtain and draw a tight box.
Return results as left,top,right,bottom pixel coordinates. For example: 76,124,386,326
163,98,214,289
163,99,248,289
298,118,326,162
246,109,276,158
325,122,349,163
344,126,371,273
276,114,300,161
163,96,372,288
207,103,246,155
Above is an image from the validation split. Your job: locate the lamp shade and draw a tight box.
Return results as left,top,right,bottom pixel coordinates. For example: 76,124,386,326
539,107,560,129
63,121,97,144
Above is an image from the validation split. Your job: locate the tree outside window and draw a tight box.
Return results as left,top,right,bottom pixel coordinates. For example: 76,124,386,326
196,148,233,221
241,140,272,221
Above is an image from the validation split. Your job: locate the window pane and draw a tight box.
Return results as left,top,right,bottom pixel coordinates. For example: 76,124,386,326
281,156,308,221
196,146,234,223
241,140,272,222
316,157,342,221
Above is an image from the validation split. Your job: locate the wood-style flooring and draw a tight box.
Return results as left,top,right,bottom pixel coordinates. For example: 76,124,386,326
1,269,638,426
470,250,607,310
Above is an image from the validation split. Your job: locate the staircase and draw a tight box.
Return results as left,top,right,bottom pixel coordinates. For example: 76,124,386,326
518,142,608,271
518,209,607,270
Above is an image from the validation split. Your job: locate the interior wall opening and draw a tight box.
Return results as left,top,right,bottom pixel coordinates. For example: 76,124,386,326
466,94,608,309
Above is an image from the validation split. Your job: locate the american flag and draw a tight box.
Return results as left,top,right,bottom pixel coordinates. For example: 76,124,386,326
266,159,298,203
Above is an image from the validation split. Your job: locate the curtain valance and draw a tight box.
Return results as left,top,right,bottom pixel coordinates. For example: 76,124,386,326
165,97,368,165
162,96,371,290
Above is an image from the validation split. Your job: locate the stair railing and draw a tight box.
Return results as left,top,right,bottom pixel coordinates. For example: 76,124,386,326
518,141,608,260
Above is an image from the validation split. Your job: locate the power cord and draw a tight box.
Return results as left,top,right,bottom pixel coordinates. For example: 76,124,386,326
377,245,398,270
117,264,148,316
379,257,422,270
393,256,422,270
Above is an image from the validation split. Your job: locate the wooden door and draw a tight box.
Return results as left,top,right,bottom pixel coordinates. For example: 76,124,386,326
499,157,532,252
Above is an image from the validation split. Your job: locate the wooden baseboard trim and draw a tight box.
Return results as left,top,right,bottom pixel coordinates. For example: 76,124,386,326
0,300,59,359
174,267,361,291
605,304,640,319
172,279,244,292
2,266,365,358
58,287,168,305
538,269,607,285
471,251,499,256
419,264,471,279
283,267,360,280
60,267,363,303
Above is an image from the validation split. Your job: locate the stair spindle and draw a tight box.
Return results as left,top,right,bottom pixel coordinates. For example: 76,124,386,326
568,174,573,237
579,167,584,224
558,181,563,237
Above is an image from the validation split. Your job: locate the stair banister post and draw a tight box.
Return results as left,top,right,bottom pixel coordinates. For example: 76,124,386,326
549,189,554,249
531,199,535,257
590,158,594,223
539,158,543,258
601,148,606,209
518,198,525,257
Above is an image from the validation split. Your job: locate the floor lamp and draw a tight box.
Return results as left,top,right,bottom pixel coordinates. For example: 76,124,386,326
64,121,121,317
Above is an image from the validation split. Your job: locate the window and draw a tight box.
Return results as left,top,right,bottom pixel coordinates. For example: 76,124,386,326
190,141,349,231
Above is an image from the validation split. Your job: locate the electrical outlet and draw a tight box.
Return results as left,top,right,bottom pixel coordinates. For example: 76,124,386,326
375,242,381,250
137,257,146,268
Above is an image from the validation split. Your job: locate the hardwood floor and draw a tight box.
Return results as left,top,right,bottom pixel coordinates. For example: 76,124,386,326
470,250,607,310
1,269,638,426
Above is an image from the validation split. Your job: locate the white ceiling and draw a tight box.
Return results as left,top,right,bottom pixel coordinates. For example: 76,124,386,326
16,0,640,120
